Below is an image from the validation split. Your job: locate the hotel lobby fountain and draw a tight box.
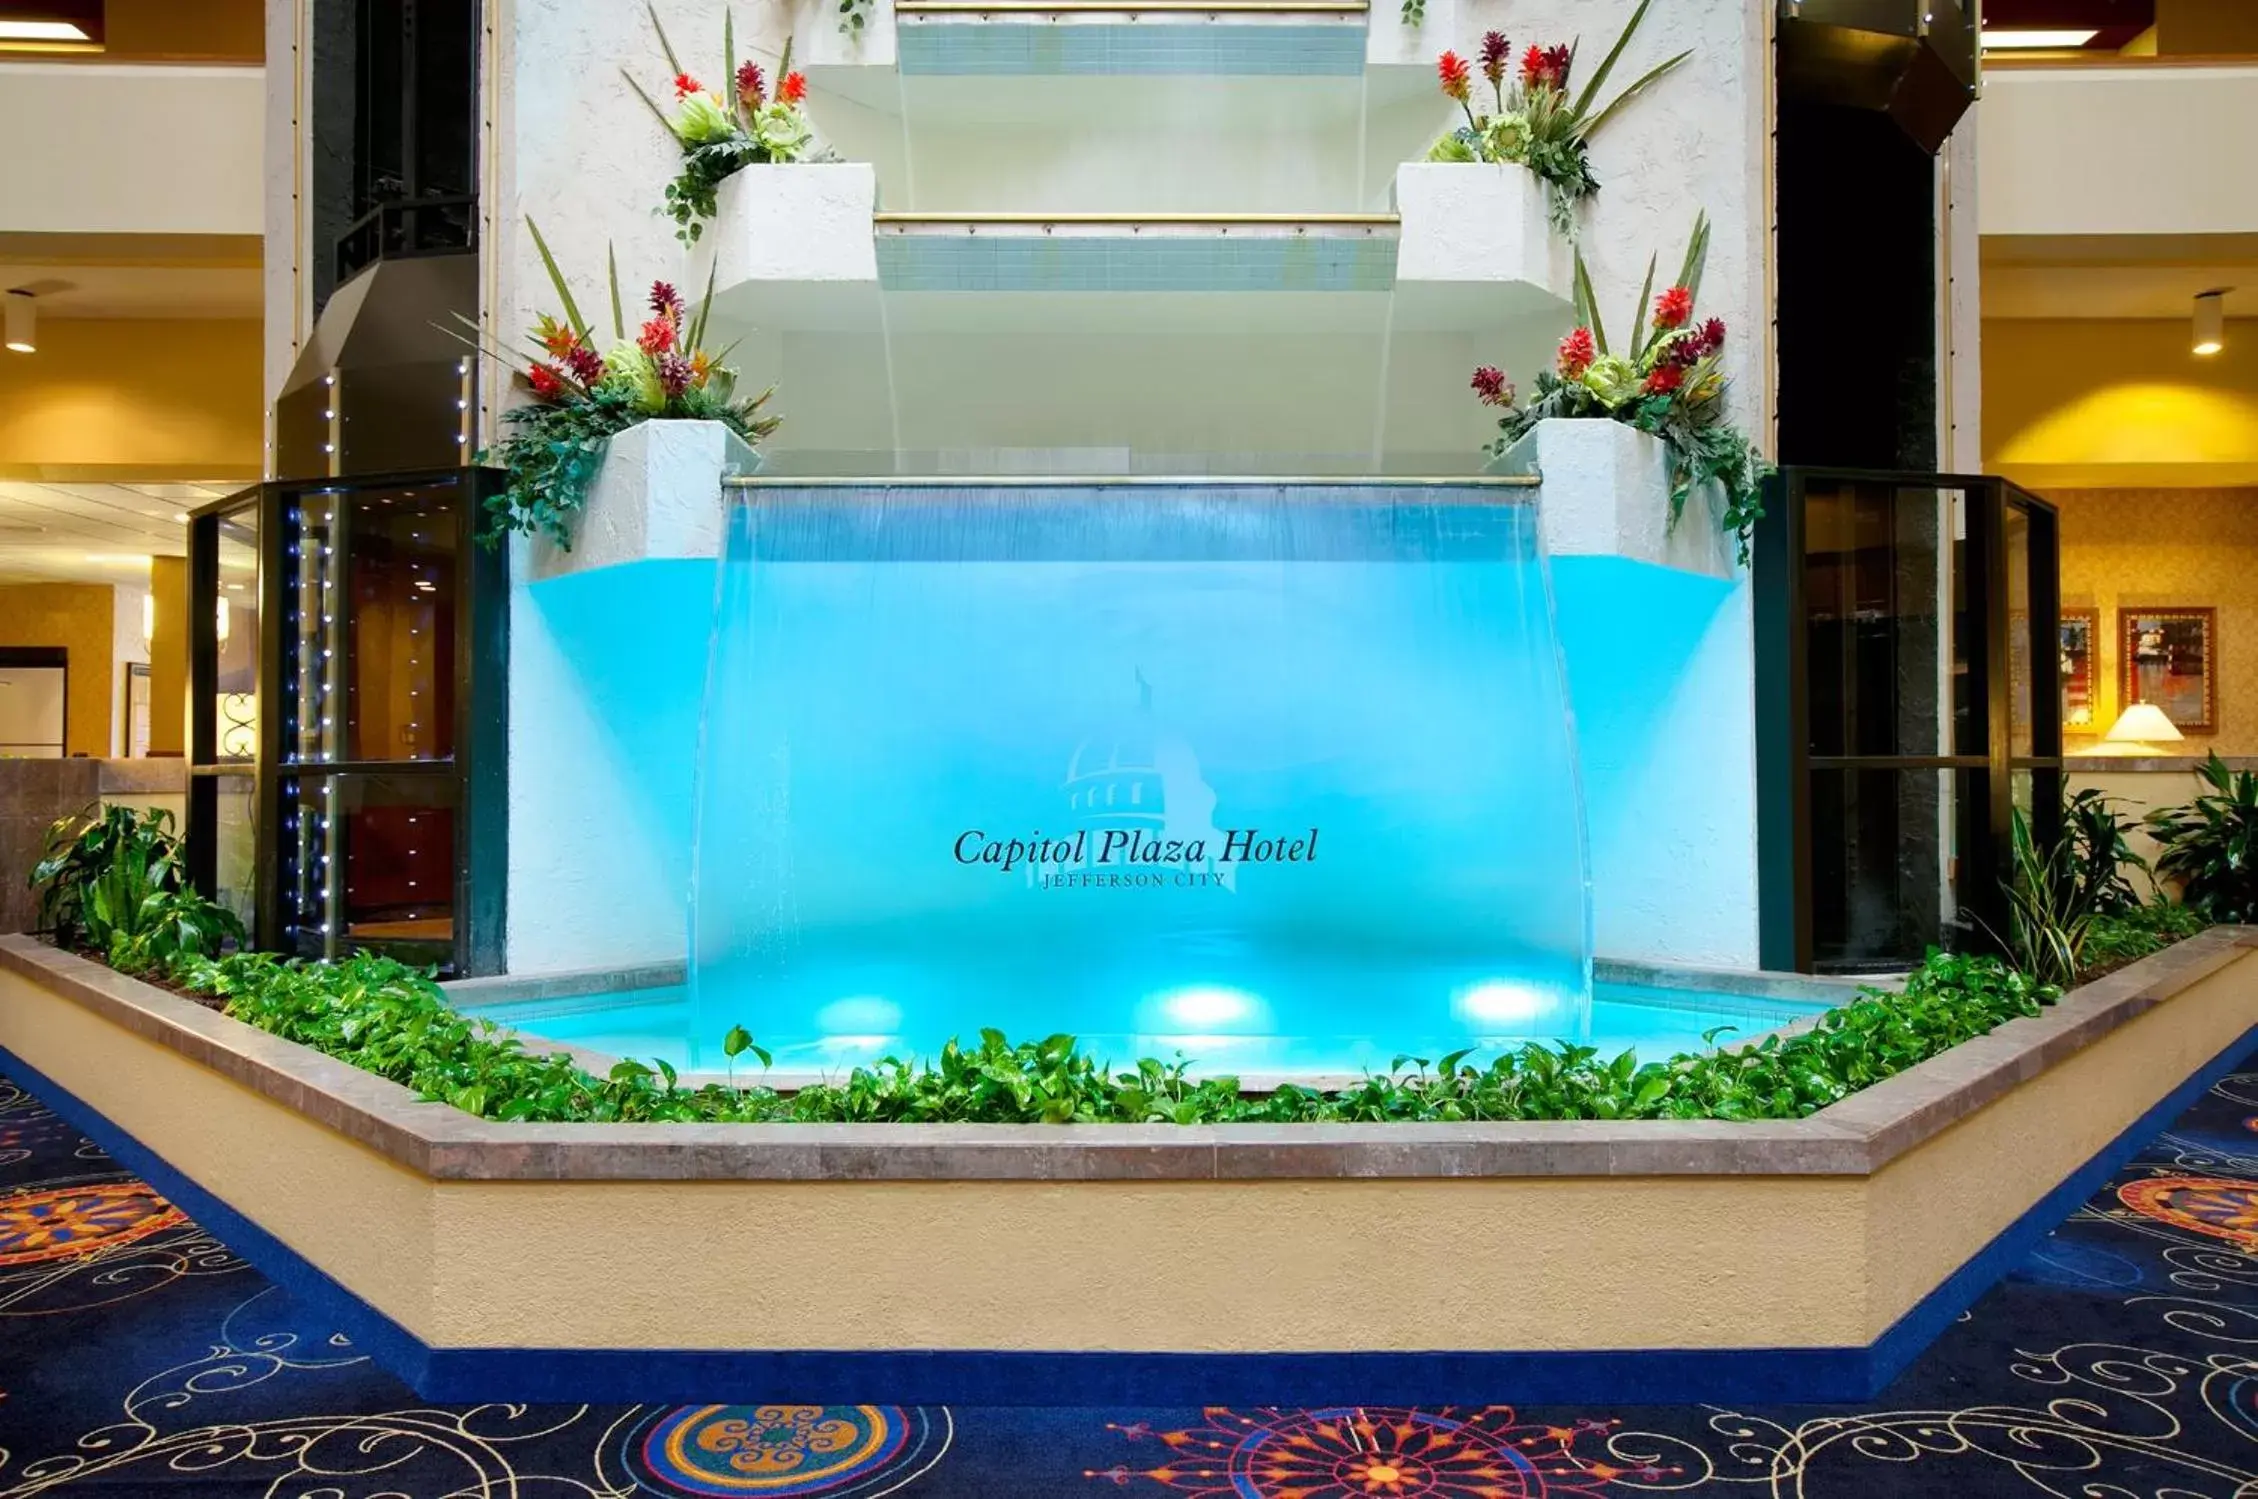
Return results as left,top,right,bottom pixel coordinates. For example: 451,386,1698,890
684,478,1594,1073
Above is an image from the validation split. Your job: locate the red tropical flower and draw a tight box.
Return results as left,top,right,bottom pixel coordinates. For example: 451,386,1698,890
1697,316,1727,353
565,346,606,386
1479,31,1509,88
649,280,684,318
779,71,808,105
529,363,566,401
1644,364,1686,396
1556,326,1597,379
1521,43,1550,85
1653,284,1694,331
1437,50,1472,103
657,351,695,400
673,71,703,100
1470,364,1515,407
736,60,766,108
638,316,678,356
1543,44,1573,87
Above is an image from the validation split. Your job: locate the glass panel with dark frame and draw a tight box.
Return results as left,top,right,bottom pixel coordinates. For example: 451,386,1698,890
187,469,508,976
1756,470,2061,973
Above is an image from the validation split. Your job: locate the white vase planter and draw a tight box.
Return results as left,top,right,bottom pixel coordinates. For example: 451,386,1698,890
528,419,759,582
701,162,879,288
1493,418,1735,580
1391,162,1572,311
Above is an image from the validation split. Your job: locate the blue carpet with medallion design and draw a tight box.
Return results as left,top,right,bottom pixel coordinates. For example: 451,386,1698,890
8,1055,2258,1497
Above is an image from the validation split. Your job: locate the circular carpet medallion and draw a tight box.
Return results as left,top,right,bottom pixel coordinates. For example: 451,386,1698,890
2119,1175,2258,1249
627,1405,949,1496
1092,1408,1661,1497
0,1182,185,1267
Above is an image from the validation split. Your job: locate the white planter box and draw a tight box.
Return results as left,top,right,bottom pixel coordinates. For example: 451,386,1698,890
1495,418,1734,580
1392,162,1571,309
528,419,758,582
702,162,879,287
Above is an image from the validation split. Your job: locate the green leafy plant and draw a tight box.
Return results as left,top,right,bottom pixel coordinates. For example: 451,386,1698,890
1400,0,1423,25
2084,901,2207,973
29,804,241,973
2147,752,2258,921
2064,787,2149,915
143,943,2087,1128
1427,3,1689,234
452,223,779,547
1471,212,1769,562
1994,805,2111,987
627,9,819,245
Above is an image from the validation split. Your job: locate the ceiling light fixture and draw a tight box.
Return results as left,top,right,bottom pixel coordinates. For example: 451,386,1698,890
0,20,89,41
3,290,33,355
1979,28,2100,49
2196,289,2229,357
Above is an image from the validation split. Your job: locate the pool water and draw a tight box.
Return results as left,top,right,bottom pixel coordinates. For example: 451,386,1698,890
473,980,1832,1078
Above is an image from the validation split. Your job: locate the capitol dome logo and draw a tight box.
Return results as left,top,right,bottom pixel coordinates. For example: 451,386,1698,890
949,671,1321,891
1057,670,1235,890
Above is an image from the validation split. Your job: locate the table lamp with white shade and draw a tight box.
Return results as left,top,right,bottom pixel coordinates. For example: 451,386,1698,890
2083,701,2185,757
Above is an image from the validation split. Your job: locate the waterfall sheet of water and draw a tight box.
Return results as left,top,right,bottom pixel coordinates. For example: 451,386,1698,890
687,481,1592,1075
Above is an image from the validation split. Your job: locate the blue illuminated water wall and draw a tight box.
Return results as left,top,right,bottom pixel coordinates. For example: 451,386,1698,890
686,481,1592,1073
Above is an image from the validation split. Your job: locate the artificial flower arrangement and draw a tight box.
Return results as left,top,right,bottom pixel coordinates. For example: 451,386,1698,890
453,222,780,548
1427,0,1687,235
628,6,817,246
1470,213,1768,562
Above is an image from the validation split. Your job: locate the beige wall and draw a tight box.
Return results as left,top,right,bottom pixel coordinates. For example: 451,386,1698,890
0,319,262,481
2051,488,2258,756
0,583,123,757
1987,319,2258,491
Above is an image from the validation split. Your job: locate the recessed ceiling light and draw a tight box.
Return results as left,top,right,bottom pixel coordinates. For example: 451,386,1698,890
0,20,90,41
82,553,152,565
2196,289,2229,357
1980,28,2101,49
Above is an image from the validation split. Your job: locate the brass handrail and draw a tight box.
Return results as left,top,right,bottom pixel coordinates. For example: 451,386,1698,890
723,474,1539,487
897,1,1368,13
874,211,1400,226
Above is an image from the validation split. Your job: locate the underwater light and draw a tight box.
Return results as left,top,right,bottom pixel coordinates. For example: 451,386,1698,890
1157,986,1262,1028
1453,980,1555,1027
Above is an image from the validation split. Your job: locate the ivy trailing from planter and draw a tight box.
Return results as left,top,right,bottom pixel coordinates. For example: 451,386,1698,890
626,7,821,247
450,222,779,548
1469,212,1769,563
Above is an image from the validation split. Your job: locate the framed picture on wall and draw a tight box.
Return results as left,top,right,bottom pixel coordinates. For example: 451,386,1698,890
2120,606,2217,735
2061,609,2098,731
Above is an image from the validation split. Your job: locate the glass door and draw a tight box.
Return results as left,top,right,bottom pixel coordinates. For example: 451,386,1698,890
1758,471,2061,972
188,468,508,974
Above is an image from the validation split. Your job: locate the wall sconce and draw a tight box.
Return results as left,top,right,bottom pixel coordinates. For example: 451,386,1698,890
141,593,155,651
4,290,33,354
2196,290,2228,357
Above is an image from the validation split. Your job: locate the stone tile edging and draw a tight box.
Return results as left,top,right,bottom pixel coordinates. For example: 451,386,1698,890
2,929,2251,1183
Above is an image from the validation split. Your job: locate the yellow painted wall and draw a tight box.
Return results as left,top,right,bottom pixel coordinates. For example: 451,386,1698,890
0,583,119,756
0,320,262,481
8,0,263,62
147,559,187,757
1986,320,2258,491
2155,0,2258,53
2051,488,2258,755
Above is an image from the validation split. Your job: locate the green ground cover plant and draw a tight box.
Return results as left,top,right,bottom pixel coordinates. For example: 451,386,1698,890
22,798,2212,1129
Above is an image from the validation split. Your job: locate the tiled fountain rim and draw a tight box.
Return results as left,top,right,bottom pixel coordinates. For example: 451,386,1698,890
3,928,2251,1183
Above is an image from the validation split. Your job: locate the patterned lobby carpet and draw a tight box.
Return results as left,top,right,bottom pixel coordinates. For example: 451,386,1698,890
8,1060,2258,1498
